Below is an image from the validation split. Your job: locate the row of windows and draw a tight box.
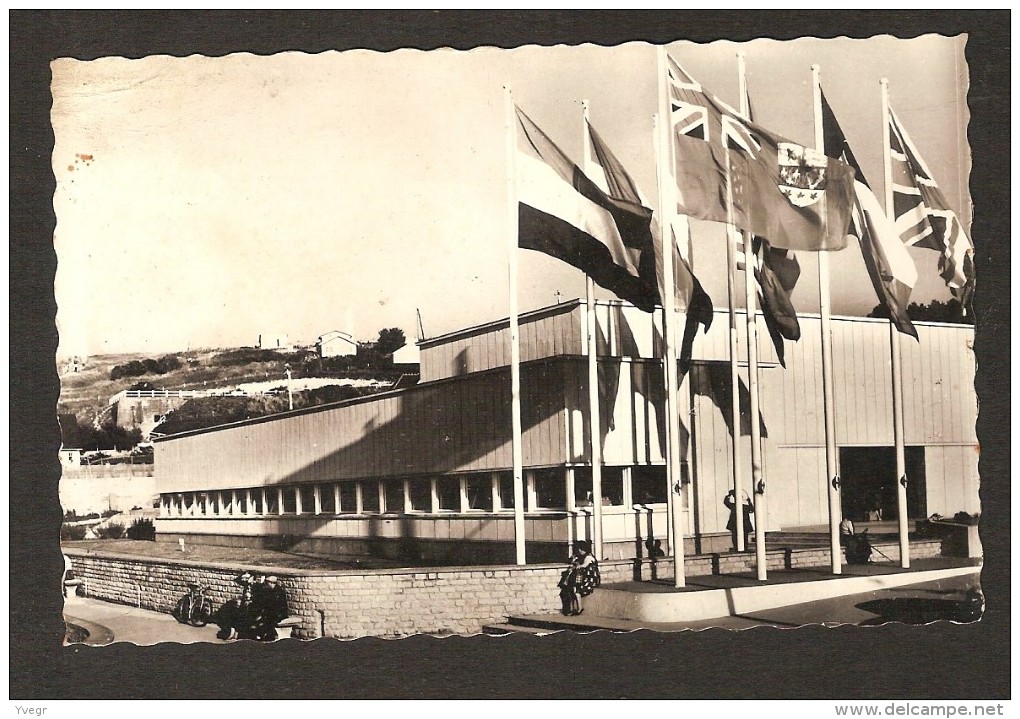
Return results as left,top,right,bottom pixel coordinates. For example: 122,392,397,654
161,466,673,518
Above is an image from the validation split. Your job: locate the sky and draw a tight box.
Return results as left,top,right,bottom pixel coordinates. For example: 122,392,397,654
51,34,970,358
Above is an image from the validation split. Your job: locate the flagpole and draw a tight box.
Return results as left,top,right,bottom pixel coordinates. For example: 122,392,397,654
812,65,843,576
739,57,767,582
656,46,686,588
727,52,748,554
881,78,911,569
581,99,604,560
504,85,527,565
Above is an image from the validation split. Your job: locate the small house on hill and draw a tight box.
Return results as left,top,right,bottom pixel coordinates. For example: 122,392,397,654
317,330,358,359
58,413,82,467
392,342,420,368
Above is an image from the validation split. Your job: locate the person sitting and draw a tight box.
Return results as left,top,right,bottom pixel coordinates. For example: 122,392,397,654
215,571,255,640
839,517,855,547
559,541,600,616
252,575,290,641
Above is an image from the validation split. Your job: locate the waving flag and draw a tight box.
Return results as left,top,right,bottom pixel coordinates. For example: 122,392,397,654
667,54,855,252
821,90,918,339
585,120,714,331
515,106,659,312
888,107,975,311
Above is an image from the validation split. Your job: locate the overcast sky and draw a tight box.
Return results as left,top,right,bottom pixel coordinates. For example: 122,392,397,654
52,34,969,358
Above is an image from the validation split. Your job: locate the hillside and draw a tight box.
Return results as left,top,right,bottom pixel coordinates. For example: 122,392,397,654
58,345,410,431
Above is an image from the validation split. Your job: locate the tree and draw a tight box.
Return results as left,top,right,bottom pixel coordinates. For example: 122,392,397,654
375,328,406,356
867,298,972,325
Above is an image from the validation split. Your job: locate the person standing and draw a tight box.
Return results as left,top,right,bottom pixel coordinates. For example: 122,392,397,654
561,540,600,616
724,490,754,552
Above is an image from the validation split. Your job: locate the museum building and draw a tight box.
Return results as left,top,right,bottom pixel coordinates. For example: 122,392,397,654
154,299,978,564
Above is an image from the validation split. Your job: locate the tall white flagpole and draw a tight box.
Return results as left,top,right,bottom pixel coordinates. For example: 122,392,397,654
581,100,604,560
656,46,686,588
812,65,843,575
881,78,911,569
739,56,767,582
728,53,748,553
504,85,527,565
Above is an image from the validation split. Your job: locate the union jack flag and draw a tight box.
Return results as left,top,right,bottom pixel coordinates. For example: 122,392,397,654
888,107,974,307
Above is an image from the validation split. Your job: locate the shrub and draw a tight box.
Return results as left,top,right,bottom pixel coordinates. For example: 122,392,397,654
126,518,156,541
95,522,125,540
60,524,88,541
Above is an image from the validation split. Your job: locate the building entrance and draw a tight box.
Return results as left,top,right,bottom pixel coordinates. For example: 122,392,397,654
839,446,926,522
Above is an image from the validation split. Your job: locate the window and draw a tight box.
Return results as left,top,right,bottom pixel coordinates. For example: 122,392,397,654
265,490,279,515
602,467,625,506
384,479,405,514
282,487,297,514
533,468,566,510
436,477,460,511
632,466,667,505
319,484,336,514
497,473,515,511
361,481,380,513
466,475,493,511
408,479,431,512
298,485,315,514
237,491,248,515
573,468,594,507
251,490,264,515
339,483,357,513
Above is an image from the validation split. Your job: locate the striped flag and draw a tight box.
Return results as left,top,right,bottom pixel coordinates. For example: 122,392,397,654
667,54,855,252
515,106,659,312
888,107,975,311
822,90,918,339
585,120,714,330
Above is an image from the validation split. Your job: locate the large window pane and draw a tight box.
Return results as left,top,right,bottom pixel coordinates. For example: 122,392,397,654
632,466,667,505
466,475,493,511
533,468,566,510
319,484,336,514
497,474,515,511
408,479,431,512
339,483,357,513
436,477,460,511
251,490,264,515
602,467,624,506
266,490,279,514
573,468,594,507
282,487,297,514
298,485,314,514
384,479,405,514
361,482,380,513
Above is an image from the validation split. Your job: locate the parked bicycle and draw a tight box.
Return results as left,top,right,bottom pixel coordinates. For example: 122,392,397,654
173,583,214,627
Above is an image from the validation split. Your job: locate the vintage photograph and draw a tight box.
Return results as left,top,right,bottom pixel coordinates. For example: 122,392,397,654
53,34,981,646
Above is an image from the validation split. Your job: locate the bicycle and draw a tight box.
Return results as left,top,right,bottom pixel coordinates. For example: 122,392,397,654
173,583,214,627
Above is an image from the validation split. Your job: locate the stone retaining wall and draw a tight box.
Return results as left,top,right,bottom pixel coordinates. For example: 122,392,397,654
65,538,946,639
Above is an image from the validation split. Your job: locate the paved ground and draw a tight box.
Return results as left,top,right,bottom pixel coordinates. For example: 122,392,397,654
63,594,230,645
500,571,983,634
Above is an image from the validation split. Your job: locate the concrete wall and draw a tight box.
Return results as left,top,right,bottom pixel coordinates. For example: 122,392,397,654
65,538,946,639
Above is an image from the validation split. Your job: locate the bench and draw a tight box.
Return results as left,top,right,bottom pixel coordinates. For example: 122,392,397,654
275,616,301,639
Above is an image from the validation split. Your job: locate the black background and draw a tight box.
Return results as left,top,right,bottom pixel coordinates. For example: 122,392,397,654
10,10,1010,700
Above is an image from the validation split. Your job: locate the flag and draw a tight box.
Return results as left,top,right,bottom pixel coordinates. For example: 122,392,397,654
515,106,659,312
888,107,975,311
821,90,918,338
667,54,856,252
753,237,802,367
584,120,714,329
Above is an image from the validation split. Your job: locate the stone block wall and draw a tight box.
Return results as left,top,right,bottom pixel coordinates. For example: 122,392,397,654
65,538,946,640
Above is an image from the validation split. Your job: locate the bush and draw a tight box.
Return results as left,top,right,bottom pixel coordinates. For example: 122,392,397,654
126,518,156,541
60,524,88,541
95,522,125,540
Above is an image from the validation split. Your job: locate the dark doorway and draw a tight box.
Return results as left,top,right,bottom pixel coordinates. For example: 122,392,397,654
839,446,927,521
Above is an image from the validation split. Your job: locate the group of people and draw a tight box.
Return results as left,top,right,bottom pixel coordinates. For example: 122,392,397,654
215,572,290,641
